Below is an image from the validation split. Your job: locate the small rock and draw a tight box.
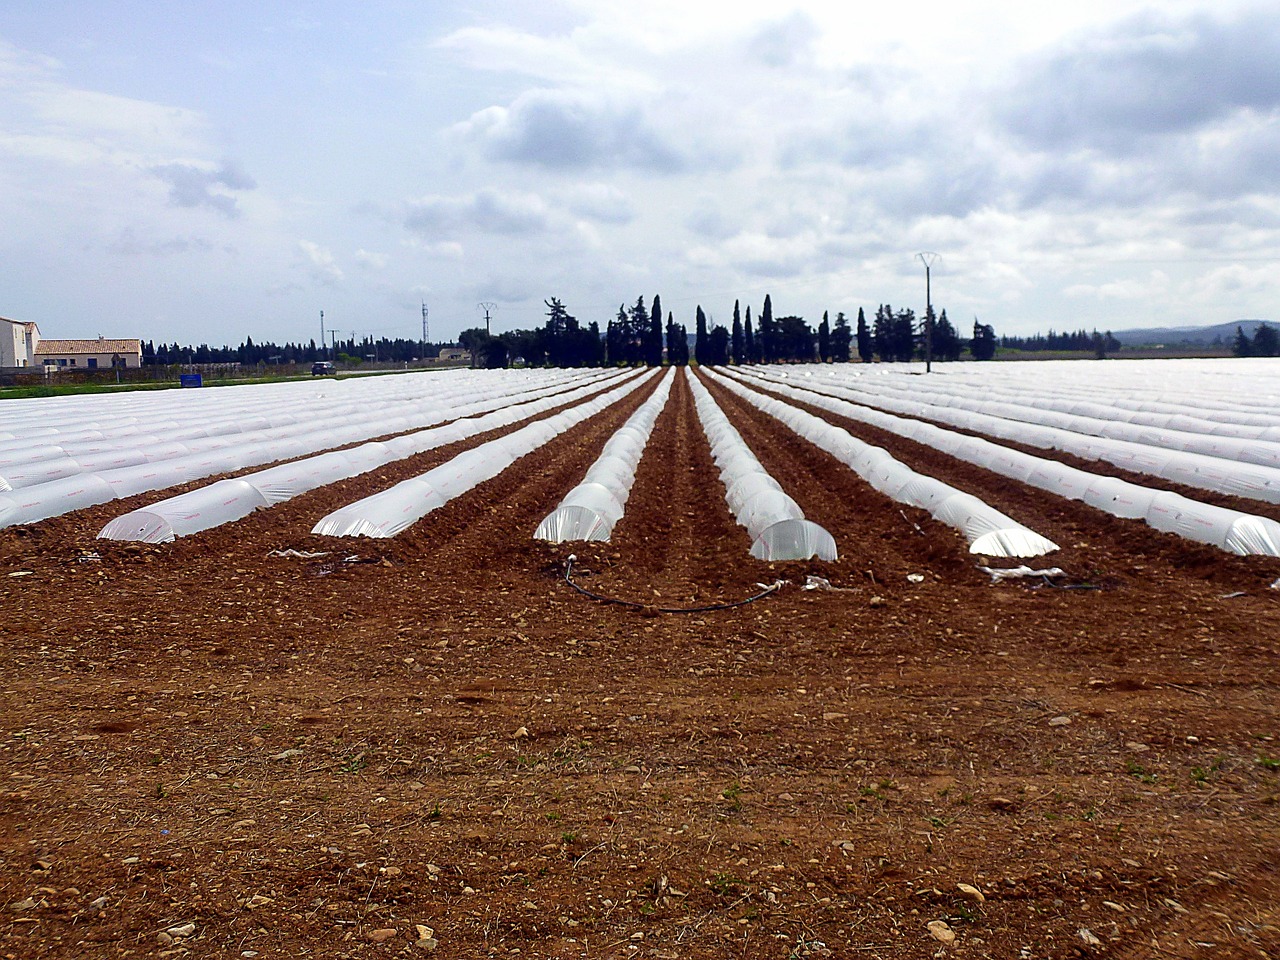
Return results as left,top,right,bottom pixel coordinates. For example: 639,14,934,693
869,596,886,608
414,938,439,951
1049,716,1071,727
623,765,641,774
1079,928,1102,946
957,882,986,903
415,925,435,940
272,749,303,760
988,796,1015,811
1102,900,1125,912
157,932,174,946
167,922,196,938
11,898,37,912
367,928,397,942
513,726,529,739
927,919,956,944
88,896,108,911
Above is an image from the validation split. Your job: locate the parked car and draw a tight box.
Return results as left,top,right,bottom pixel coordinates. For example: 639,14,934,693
311,361,336,376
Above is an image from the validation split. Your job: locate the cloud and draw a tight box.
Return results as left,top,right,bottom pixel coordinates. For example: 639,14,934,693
454,89,686,172
354,249,388,270
404,189,550,236
150,161,256,217
747,11,822,68
298,240,343,284
1000,8,1280,152
108,228,212,257
562,183,634,224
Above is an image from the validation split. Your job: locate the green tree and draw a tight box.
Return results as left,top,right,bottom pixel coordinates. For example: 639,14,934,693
744,307,757,363
775,316,815,361
694,306,708,365
731,300,744,364
1252,323,1279,357
892,308,917,362
855,307,873,362
759,295,776,362
934,309,962,362
818,311,831,362
1232,326,1252,357
971,319,997,361
831,311,852,362
646,295,664,366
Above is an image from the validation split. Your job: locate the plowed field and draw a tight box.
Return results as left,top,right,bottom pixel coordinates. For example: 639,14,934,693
2,369,1279,959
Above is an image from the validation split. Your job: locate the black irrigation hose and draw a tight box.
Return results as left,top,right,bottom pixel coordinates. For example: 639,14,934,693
562,555,783,614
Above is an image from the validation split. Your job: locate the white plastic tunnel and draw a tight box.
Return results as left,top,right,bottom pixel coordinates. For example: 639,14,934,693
534,369,675,542
729,368,1280,558
99,370,637,543
685,369,836,561
11,368,616,531
706,369,1059,559
312,371,656,539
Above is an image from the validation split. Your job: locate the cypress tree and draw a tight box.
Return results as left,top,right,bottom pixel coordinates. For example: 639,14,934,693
731,300,744,364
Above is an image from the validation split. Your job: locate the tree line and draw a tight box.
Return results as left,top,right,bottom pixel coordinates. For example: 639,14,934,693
999,328,1122,357
1232,324,1279,357
142,336,449,366
458,294,998,368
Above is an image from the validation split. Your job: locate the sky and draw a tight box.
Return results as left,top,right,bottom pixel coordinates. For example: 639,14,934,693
1,0,1278,347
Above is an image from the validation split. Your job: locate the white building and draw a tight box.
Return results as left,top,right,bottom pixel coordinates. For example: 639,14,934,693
36,337,143,370
0,317,41,367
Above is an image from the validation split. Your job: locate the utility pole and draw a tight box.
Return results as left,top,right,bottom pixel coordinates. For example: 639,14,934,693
916,252,939,373
477,301,497,335
320,310,325,360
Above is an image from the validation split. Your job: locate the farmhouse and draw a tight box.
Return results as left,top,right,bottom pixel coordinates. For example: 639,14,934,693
437,347,471,362
36,337,144,370
0,316,41,367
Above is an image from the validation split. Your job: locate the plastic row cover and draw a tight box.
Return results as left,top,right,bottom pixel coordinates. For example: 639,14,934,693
734,370,1280,558
758,368,1280,507
0,368,608,491
534,370,675,542
685,370,836,561
817,358,1280,428
792,368,1280,469
98,370,638,542
311,372,657,539
8,371,613,531
708,370,1057,558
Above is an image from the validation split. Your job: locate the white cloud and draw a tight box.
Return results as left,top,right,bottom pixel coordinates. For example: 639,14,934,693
298,240,344,284
355,248,389,270
404,189,551,236
454,89,686,172
150,161,256,217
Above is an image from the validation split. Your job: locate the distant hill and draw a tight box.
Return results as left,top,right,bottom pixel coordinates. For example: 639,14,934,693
1110,320,1269,347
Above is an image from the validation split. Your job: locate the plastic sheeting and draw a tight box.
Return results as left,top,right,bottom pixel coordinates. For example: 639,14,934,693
704,369,1059,559
5,368,614,527
535,369,674,542
769,366,1280,480
311,372,657,539
685,370,837,561
731,368,1280,558
99,370,638,542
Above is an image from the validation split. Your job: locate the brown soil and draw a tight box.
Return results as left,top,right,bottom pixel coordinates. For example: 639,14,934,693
1,369,1279,959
